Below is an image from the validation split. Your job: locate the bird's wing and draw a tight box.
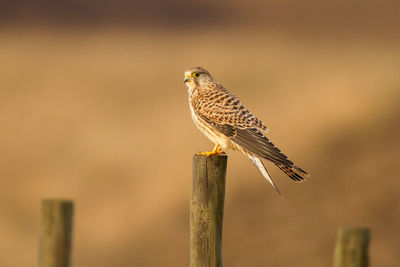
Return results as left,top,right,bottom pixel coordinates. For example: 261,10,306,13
193,87,289,164
193,86,308,181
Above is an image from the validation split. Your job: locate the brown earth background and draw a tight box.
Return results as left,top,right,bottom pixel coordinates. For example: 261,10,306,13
1,1,400,266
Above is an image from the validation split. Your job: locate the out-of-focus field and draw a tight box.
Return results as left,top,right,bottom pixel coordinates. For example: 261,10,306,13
1,24,400,266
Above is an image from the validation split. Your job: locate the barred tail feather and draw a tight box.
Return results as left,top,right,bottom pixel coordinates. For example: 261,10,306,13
275,164,310,182
248,154,281,194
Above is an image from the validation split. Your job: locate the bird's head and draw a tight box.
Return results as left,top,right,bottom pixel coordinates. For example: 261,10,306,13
184,67,215,89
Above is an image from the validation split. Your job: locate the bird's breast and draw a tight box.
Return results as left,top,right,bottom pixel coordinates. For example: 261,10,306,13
189,101,236,150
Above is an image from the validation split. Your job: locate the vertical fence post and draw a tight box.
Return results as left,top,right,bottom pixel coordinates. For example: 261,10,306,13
39,199,74,267
190,154,228,267
333,227,371,267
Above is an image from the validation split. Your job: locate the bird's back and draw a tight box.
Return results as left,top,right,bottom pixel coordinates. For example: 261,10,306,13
190,82,268,131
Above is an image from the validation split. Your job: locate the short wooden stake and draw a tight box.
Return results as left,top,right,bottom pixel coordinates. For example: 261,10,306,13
39,199,74,267
334,227,371,267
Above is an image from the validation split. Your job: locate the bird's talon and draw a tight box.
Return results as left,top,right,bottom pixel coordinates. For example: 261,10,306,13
197,144,223,156
197,151,223,157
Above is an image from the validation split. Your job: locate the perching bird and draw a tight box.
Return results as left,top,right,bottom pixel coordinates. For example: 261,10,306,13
184,66,309,194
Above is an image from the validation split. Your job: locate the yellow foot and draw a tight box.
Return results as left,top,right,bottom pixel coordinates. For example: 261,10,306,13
197,150,223,156
197,144,223,157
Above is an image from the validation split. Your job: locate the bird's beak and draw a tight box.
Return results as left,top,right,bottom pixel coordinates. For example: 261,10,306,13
184,74,191,84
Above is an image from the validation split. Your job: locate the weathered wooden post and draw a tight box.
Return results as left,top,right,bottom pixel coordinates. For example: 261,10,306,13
333,227,371,267
39,199,74,267
190,154,228,267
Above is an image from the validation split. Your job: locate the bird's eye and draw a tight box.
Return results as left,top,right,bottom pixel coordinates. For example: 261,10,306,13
193,73,200,77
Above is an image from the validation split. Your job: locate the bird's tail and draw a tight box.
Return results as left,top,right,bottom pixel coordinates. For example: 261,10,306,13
248,154,281,195
275,164,310,182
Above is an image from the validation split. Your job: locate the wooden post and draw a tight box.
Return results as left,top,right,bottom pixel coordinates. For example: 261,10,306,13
190,154,228,267
333,227,371,267
39,199,74,267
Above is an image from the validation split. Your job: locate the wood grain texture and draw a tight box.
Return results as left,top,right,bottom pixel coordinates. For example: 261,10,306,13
39,199,74,267
190,154,227,267
334,227,370,267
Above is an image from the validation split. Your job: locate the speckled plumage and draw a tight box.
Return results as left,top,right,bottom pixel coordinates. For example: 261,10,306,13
184,67,309,193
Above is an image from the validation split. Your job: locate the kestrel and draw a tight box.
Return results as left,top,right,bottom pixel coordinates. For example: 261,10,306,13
184,66,309,193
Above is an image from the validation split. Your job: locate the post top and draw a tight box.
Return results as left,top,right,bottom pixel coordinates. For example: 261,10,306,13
193,153,228,159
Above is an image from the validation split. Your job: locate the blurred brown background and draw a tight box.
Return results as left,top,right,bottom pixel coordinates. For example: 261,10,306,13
1,0,400,266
